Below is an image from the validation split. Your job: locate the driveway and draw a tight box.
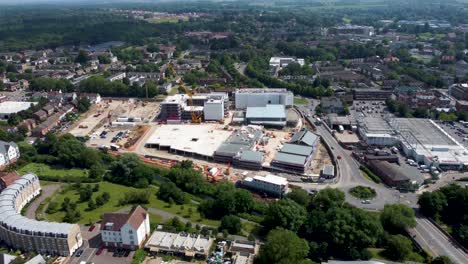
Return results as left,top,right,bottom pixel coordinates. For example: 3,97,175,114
25,184,62,219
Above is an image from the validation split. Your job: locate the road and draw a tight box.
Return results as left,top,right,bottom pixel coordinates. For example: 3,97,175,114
410,216,468,264
25,184,62,219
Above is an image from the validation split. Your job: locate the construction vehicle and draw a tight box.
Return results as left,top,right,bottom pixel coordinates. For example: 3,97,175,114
181,82,203,123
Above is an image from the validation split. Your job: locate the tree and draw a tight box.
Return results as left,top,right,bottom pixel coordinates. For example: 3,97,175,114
380,204,416,234
234,189,254,213
76,97,91,113
89,164,105,180
264,199,307,232
87,198,96,210
75,50,90,64
285,188,310,207
157,181,186,205
79,186,93,202
256,228,310,264
312,188,345,210
220,215,242,234
384,234,413,261
418,191,447,219
431,256,454,264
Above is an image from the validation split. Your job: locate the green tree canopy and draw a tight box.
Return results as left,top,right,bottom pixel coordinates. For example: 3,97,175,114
256,228,311,264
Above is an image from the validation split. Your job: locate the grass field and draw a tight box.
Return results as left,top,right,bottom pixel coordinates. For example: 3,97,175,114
18,163,89,182
294,97,309,105
44,182,220,226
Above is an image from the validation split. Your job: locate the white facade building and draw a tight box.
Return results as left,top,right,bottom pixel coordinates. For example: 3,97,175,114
243,174,289,197
101,206,151,250
203,99,224,121
234,88,294,109
269,57,305,69
0,141,20,168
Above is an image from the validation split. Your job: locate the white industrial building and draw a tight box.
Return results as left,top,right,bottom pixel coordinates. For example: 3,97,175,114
269,57,305,69
234,88,294,109
243,174,289,197
358,117,468,170
159,93,228,122
0,101,38,119
204,99,224,121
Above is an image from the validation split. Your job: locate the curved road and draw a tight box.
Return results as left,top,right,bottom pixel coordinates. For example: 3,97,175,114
25,184,62,219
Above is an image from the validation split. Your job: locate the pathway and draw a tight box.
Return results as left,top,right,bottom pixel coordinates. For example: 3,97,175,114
25,184,62,219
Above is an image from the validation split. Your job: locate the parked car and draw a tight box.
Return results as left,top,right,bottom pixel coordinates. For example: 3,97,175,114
88,225,96,232
96,245,105,255
75,249,83,257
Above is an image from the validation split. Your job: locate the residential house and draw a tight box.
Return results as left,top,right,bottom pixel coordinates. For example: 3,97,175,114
0,171,20,191
0,141,20,170
100,206,150,250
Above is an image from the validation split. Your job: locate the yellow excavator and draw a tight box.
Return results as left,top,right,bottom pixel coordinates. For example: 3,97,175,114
181,82,203,123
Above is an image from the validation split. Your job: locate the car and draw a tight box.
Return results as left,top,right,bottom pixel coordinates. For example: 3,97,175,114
75,249,83,257
96,245,105,255
124,250,130,257
88,225,96,232
337,155,342,159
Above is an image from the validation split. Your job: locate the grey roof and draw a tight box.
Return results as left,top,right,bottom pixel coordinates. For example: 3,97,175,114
280,144,313,157
237,151,264,163
322,165,335,175
273,152,306,165
215,143,246,156
0,253,17,264
246,105,286,119
289,129,319,147
0,140,18,156
321,97,343,108
25,254,46,264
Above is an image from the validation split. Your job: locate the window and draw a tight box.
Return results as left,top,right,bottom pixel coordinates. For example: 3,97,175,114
129,230,133,234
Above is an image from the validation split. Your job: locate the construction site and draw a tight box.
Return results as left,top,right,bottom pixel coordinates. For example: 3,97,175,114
68,86,333,184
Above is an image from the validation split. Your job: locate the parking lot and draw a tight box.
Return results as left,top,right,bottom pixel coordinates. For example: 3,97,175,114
68,224,134,264
351,100,390,119
435,121,468,148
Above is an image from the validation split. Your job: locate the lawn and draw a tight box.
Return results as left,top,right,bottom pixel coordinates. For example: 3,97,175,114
44,182,220,226
18,163,90,182
294,97,309,105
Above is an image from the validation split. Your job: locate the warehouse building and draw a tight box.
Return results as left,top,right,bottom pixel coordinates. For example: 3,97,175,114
246,105,287,127
0,174,82,256
214,125,263,163
368,160,411,189
358,117,468,170
289,128,320,147
243,174,289,198
0,101,38,119
234,88,294,109
232,150,264,170
145,125,232,159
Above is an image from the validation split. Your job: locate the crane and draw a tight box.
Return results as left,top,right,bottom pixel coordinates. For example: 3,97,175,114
181,82,203,123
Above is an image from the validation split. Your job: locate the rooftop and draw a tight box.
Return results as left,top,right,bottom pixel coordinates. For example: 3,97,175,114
246,105,286,119
272,152,307,166
280,143,314,157
250,174,288,186
0,101,38,115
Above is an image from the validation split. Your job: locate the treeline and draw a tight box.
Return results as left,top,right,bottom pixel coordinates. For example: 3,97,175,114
79,76,160,98
254,188,431,263
246,57,334,98
419,184,468,249
386,98,468,121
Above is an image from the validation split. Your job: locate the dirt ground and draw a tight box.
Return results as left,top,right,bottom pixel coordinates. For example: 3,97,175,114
309,143,333,175
69,99,159,138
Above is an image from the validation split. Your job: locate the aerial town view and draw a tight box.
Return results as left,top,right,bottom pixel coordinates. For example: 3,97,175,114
0,0,468,263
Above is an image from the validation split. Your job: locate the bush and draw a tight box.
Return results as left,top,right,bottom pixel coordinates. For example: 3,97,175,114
220,215,242,234
349,186,377,199
119,190,151,205
360,165,382,184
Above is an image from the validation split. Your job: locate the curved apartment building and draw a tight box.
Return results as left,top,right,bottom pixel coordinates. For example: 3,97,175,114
0,173,82,256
